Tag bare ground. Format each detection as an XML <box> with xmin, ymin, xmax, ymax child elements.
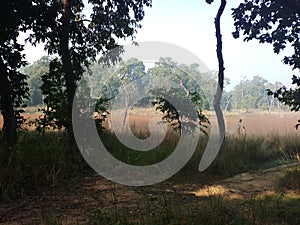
<box><xmin>0</xmin><ymin>162</ymin><xmax>299</xmax><ymax>225</ymax></box>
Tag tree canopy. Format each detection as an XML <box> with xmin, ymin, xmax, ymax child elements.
<box><xmin>0</xmin><ymin>0</ymin><xmax>152</xmax><ymax>144</ymax></box>
<box><xmin>0</xmin><ymin>0</ymin><xmax>35</xmax><ymax>143</ymax></box>
<box><xmin>232</xmin><ymin>0</ymin><xmax>300</xmax><ymax>114</ymax></box>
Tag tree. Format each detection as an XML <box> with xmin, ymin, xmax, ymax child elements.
<box><xmin>269</xmin><ymin>75</ymin><xmax>300</xmax><ymax>112</ymax></box>
<box><xmin>205</xmin><ymin>0</ymin><xmax>227</xmax><ymax>139</ymax></box>
<box><xmin>149</xmin><ymin>58</ymin><xmax>210</xmax><ymax>133</ymax></box>
<box><xmin>116</xmin><ymin>58</ymin><xmax>147</xmax><ymax>128</ymax></box>
<box><xmin>28</xmin><ymin>0</ymin><xmax>152</xmax><ymax>146</ymax></box>
<box><xmin>197</xmin><ymin>0</ymin><xmax>227</xmax><ymax>171</ymax></box>
<box><xmin>231</xmin><ymin>76</ymin><xmax>269</xmax><ymax>112</ymax></box>
<box><xmin>22</xmin><ymin>56</ymin><xmax>51</xmax><ymax>106</ymax></box>
<box><xmin>0</xmin><ymin>0</ymin><xmax>33</xmax><ymax>144</ymax></box>
<box><xmin>232</xmin><ymin>0</ymin><xmax>300</xmax><ymax>115</ymax></box>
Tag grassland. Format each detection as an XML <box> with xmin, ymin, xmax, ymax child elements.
<box><xmin>0</xmin><ymin>110</ymin><xmax>300</xmax><ymax>224</ymax></box>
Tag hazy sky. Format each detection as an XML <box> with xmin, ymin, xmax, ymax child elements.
<box><xmin>21</xmin><ymin>0</ymin><xmax>297</xmax><ymax>89</ymax></box>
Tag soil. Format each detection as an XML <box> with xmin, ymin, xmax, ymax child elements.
<box><xmin>0</xmin><ymin>162</ymin><xmax>299</xmax><ymax>225</ymax></box>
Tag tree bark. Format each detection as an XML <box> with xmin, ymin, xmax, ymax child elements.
<box><xmin>0</xmin><ymin>59</ymin><xmax>17</xmax><ymax>144</ymax></box>
<box><xmin>60</xmin><ymin>0</ymin><xmax>77</xmax><ymax>149</ymax></box>
<box><xmin>214</xmin><ymin>0</ymin><xmax>226</xmax><ymax>142</ymax></box>
<box><xmin>198</xmin><ymin>0</ymin><xmax>227</xmax><ymax>171</ymax></box>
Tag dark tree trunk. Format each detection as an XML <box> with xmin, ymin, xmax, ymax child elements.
<box><xmin>214</xmin><ymin>0</ymin><xmax>226</xmax><ymax>141</ymax></box>
<box><xmin>198</xmin><ymin>0</ymin><xmax>227</xmax><ymax>172</ymax></box>
<box><xmin>0</xmin><ymin>59</ymin><xmax>17</xmax><ymax>144</ymax></box>
<box><xmin>60</xmin><ymin>0</ymin><xmax>77</xmax><ymax>150</ymax></box>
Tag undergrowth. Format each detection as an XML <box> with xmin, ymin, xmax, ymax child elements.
<box><xmin>41</xmin><ymin>192</ymin><xmax>300</xmax><ymax>225</ymax></box>
<box><xmin>0</xmin><ymin>131</ymin><xmax>88</xmax><ymax>202</ymax></box>
<box><xmin>0</xmin><ymin>129</ymin><xmax>299</xmax><ymax>202</ymax></box>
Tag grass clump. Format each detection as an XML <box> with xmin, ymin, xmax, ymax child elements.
<box><xmin>246</xmin><ymin>194</ymin><xmax>300</xmax><ymax>225</ymax></box>
<box><xmin>0</xmin><ymin>131</ymin><xmax>88</xmax><ymax>202</ymax></box>
<box><xmin>278</xmin><ymin>166</ymin><xmax>300</xmax><ymax>191</ymax></box>
<box><xmin>203</xmin><ymin>133</ymin><xmax>300</xmax><ymax>177</ymax></box>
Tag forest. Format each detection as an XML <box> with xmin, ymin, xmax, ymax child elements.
<box><xmin>23</xmin><ymin>55</ymin><xmax>288</xmax><ymax>112</ymax></box>
<box><xmin>1</xmin><ymin>0</ymin><xmax>300</xmax><ymax>224</ymax></box>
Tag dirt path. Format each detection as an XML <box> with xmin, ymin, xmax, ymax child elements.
<box><xmin>190</xmin><ymin>162</ymin><xmax>300</xmax><ymax>199</ymax></box>
<box><xmin>0</xmin><ymin>162</ymin><xmax>299</xmax><ymax>224</ymax></box>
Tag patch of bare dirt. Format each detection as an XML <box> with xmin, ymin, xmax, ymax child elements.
<box><xmin>190</xmin><ymin>162</ymin><xmax>300</xmax><ymax>200</ymax></box>
<box><xmin>0</xmin><ymin>163</ymin><xmax>299</xmax><ymax>224</ymax></box>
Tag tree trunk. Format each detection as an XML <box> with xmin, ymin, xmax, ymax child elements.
<box><xmin>198</xmin><ymin>0</ymin><xmax>227</xmax><ymax>172</ymax></box>
<box><xmin>0</xmin><ymin>59</ymin><xmax>17</xmax><ymax>144</ymax></box>
<box><xmin>224</xmin><ymin>94</ymin><xmax>232</xmax><ymax>113</ymax></box>
<box><xmin>214</xmin><ymin>0</ymin><xmax>226</xmax><ymax>142</ymax></box>
<box><xmin>60</xmin><ymin>0</ymin><xmax>77</xmax><ymax>150</ymax></box>
<box><xmin>120</xmin><ymin>77</ymin><xmax>130</xmax><ymax>130</ymax></box>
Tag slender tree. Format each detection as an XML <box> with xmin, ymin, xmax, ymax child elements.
<box><xmin>206</xmin><ymin>0</ymin><xmax>226</xmax><ymax>140</ymax></box>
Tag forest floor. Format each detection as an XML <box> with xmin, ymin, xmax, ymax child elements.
<box><xmin>1</xmin><ymin>162</ymin><xmax>299</xmax><ymax>224</ymax></box>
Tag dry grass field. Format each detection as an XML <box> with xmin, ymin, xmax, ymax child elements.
<box><xmin>107</xmin><ymin>109</ymin><xmax>300</xmax><ymax>136</ymax></box>
<box><xmin>0</xmin><ymin>110</ymin><xmax>299</xmax><ymax>136</ymax></box>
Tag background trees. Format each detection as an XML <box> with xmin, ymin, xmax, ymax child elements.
<box><xmin>22</xmin><ymin>56</ymin><xmax>51</xmax><ymax>106</ymax></box>
<box><xmin>232</xmin><ymin>0</ymin><xmax>300</xmax><ymax>115</ymax></box>
<box><xmin>22</xmin><ymin>54</ymin><xmax>287</xmax><ymax>115</ymax></box>
<box><xmin>26</xmin><ymin>0</ymin><xmax>152</xmax><ymax>145</ymax></box>
<box><xmin>231</xmin><ymin>76</ymin><xmax>269</xmax><ymax>112</ymax></box>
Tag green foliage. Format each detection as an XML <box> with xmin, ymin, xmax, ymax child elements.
<box><xmin>0</xmin><ymin>0</ymin><xmax>38</xmax><ymax>143</ymax></box>
<box><xmin>268</xmin><ymin>75</ymin><xmax>300</xmax><ymax>112</ymax></box>
<box><xmin>34</xmin><ymin>58</ymin><xmax>68</xmax><ymax>132</ymax></box>
<box><xmin>0</xmin><ymin>41</ymin><xmax>29</xmax><ymax>137</ymax></box>
<box><xmin>22</xmin><ymin>56</ymin><xmax>51</xmax><ymax>106</ymax></box>
<box><xmin>232</xmin><ymin>0</ymin><xmax>300</xmax><ymax>68</ymax></box>
<box><xmin>232</xmin><ymin>0</ymin><xmax>300</xmax><ymax>114</ymax></box>
<box><xmin>23</xmin><ymin>0</ymin><xmax>152</xmax><ymax>135</ymax></box>
<box><xmin>231</xmin><ymin>76</ymin><xmax>271</xmax><ymax>111</ymax></box>
<box><xmin>149</xmin><ymin>58</ymin><xmax>210</xmax><ymax>133</ymax></box>
<box><xmin>84</xmin><ymin>57</ymin><xmax>213</xmax><ymax>133</ymax></box>
<box><xmin>152</xmin><ymin>88</ymin><xmax>209</xmax><ymax>133</ymax></box>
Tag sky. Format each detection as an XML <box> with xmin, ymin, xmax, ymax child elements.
<box><xmin>21</xmin><ymin>0</ymin><xmax>297</xmax><ymax>90</ymax></box>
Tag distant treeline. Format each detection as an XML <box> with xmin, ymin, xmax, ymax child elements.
<box><xmin>23</xmin><ymin>56</ymin><xmax>286</xmax><ymax>113</ymax></box>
